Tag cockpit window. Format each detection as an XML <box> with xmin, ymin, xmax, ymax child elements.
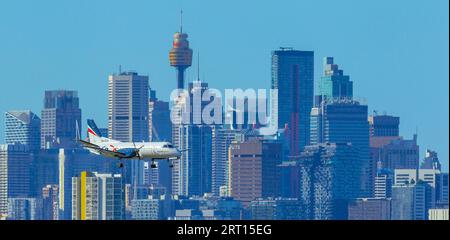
<box><xmin>163</xmin><ymin>144</ymin><xmax>175</xmax><ymax>149</ymax></box>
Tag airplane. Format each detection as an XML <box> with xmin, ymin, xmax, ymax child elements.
<box><xmin>79</xmin><ymin>119</ymin><xmax>181</xmax><ymax>168</ymax></box>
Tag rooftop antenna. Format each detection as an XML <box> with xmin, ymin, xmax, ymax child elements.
<box><xmin>197</xmin><ymin>51</ymin><xmax>200</xmax><ymax>82</ymax></box>
<box><xmin>180</xmin><ymin>9</ymin><xmax>183</xmax><ymax>33</ymax></box>
<box><xmin>119</xmin><ymin>65</ymin><xmax>122</xmax><ymax>74</ymax></box>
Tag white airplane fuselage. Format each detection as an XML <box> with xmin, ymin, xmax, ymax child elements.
<box><xmin>80</xmin><ymin>119</ymin><xmax>181</xmax><ymax>162</ymax></box>
<box><xmin>93</xmin><ymin>139</ymin><xmax>181</xmax><ymax>160</ymax></box>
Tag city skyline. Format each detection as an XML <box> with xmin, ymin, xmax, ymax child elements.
<box><xmin>0</xmin><ymin>1</ymin><xmax>447</xmax><ymax>170</ymax></box>
<box><xmin>0</xmin><ymin>1</ymin><xmax>448</xmax><ymax>221</ymax></box>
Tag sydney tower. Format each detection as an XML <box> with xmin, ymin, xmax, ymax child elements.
<box><xmin>169</xmin><ymin>11</ymin><xmax>193</xmax><ymax>89</ymax></box>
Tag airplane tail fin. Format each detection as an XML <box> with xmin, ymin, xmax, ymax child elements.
<box><xmin>87</xmin><ymin>119</ymin><xmax>103</xmax><ymax>143</ymax></box>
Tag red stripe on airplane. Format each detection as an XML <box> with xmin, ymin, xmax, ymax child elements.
<box><xmin>88</xmin><ymin>127</ymin><xmax>97</xmax><ymax>136</ymax></box>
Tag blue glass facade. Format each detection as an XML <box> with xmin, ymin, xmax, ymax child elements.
<box><xmin>271</xmin><ymin>49</ymin><xmax>314</xmax><ymax>155</ymax></box>
<box><xmin>317</xmin><ymin>57</ymin><xmax>353</xmax><ymax>101</ymax></box>
<box><xmin>299</xmin><ymin>143</ymin><xmax>360</xmax><ymax>220</ymax></box>
<box><xmin>5</xmin><ymin>111</ymin><xmax>41</xmax><ymax>151</ymax></box>
<box><xmin>310</xmin><ymin>100</ymin><xmax>371</xmax><ymax>197</ymax></box>
<box><xmin>41</xmin><ymin>90</ymin><xmax>81</xmax><ymax>149</ymax></box>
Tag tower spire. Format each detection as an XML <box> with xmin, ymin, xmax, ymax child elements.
<box><xmin>180</xmin><ymin>9</ymin><xmax>183</xmax><ymax>33</ymax></box>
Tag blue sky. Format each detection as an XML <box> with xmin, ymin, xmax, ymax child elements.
<box><xmin>0</xmin><ymin>0</ymin><xmax>448</xmax><ymax>170</ymax></box>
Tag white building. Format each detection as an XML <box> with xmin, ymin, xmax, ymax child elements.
<box><xmin>428</xmin><ymin>208</ymin><xmax>449</xmax><ymax>220</ymax></box>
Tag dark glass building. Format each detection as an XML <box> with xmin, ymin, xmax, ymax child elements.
<box><xmin>271</xmin><ymin>49</ymin><xmax>314</xmax><ymax>155</ymax></box>
<box><xmin>299</xmin><ymin>143</ymin><xmax>360</xmax><ymax>220</ymax></box>
<box><xmin>310</xmin><ymin>100</ymin><xmax>371</xmax><ymax>197</ymax></box>
<box><xmin>368</xmin><ymin>114</ymin><xmax>400</xmax><ymax>137</ymax></box>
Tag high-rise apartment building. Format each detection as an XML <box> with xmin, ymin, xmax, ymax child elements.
<box><xmin>58</xmin><ymin>149</ymin><xmax>116</xmax><ymax>220</ymax></box>
<box><xmin>72</xmin><ymin>171</ymin><xmax>124</xmax><ymax>220</ymax></box>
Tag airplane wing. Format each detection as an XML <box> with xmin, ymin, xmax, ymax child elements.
<box><xmin>79</xmin><ymin>139</ymin><xmax>128</xmax><ymax>158</ymax></box>
<box><xmin>79</xmin><ymin>139</ymin><xmax>101</xmax><ymax>150</ymax></box>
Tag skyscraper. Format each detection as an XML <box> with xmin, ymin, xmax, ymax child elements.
<box><xmin>58</xmin><ymin>148</ymin><xmax>116</xmax><ymax>220</ymax></box>
<box><xmin>174</xmin><ymin>125</ymin><xmax>212</xmax><ymax>197</ymax></box>
<box><xmin>211</xmin><ymin>126</ymin><xmax>242</xmax><ymax>196</ymax></box>
<box><xmin>32</xmin><ymin>149</ymin><xmax>59</xmax><ymax>197</ymax></box>
<box><xmin>374</xmin><ymin>135</ymin><xmax>420</xmax><ymax>170</ymax></box>
<box><xmin>299</xmin><ymin>143</ymin><xmax>360</xmax><ymax>220</ymax></box>
<box><xmin>149</xmin><ymin>93</ymin><xmax>171</xmax><ymax>142</ymax></box>
<box><xmin>5</xmin><ymin>110</ymin><xmax>41</xmax><ymax>151</ymax></box>
<box><xmin>108</xmin><ymin>71</ymin><xmax>149</xmax><ymax>186</ymax></box>
<box><xmin>0</xmin><ymin>144</ymin><xmax>33</xmax><ymax>202</ymax></box>
<box><xmin>148</xmin><ymin>91</ymin><xmax>172</xmax><ymax>193</ymax></box>
<box><xmin>72</xmin><ymin>171</ymin><xmax>125</xmax><ymax>220</ymax></box>
<box><xmin>108</xmin><ymin>71</ymin><xmax>149</xmax><ymax>142</ymax></box>
<box><xmin>229</xmin><ymin>139</ymin><xmax>282</xmax><ymax>208</ymax></box>
<box><xmin>310</xmin><ymin>99</ymin><xmax>371</xmax><ymax>197</ymax></box>
<box><xmin>169</xmin><ymin>11</ymin><xmax>193</xmax><ymax>89</ymax></box>
<box><xmin>317</xmin><ymin>57</ymin><xmax>353</xmax><ymax>100</ymax></box>
<box><xmin>172</xmin><ymin>81</ymin><xmax>214</xmax><ymax>197</ymax></box>
<box><xmin>271</xmin><ymin>49</ymin><xmax>314</xmax><ymax>155</ymax></box>
<box><xmin>40</xmin><ymin>90</ymin><xmax>81</xmax><ymax>149</ymax></box>
<box><xmin>368</xmin><ymin>114</ymin><xmax>400</xmax><ymax>137</ymax></box>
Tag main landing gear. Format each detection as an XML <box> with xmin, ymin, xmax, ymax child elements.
<box><xmin>117</xmin><ymin>159</ymin><xmax>124</xmax><ymax>168</ymax></box>
<box><xmin>167</xmin><ymin>159</ymin><xmax>174</xmax><ymax>168</ymax></box>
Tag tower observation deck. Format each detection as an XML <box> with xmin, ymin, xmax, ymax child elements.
<box><xmin>169</xmin><ymin>11</ymin><xmax>193</xmax><ymax>89</ymax></box>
